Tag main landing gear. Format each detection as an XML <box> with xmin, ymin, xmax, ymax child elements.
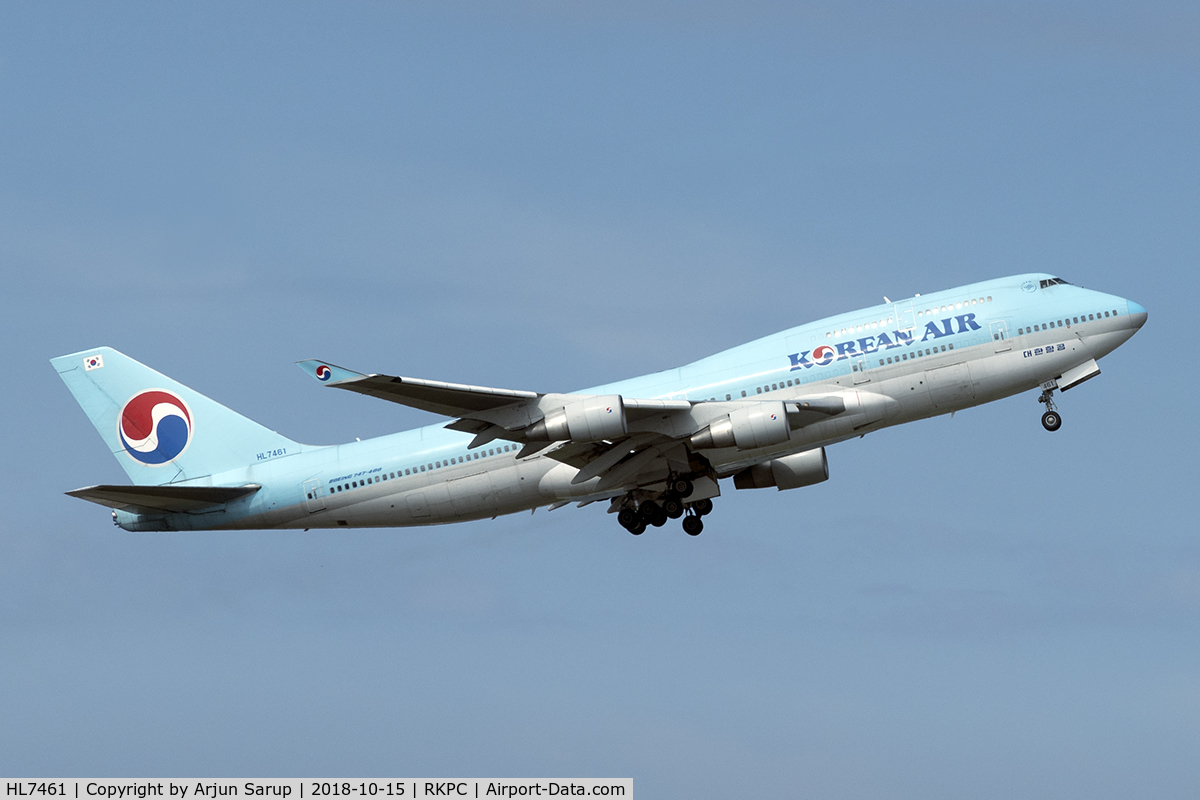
<box><xmin>1038</xmin><ymin>386</ymin><xmax>1063</xmax><ymax>432</ymax></box>
<box><xmin>618</xmin><ymin>487</ymin><xmax>713</xmax><ymax>536</ymax></box>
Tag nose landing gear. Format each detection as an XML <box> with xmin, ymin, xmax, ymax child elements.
<box><xmin>1038</xmin><ymin>385</ymin><xmax>1063</xmax><ymax>431</ymax></box>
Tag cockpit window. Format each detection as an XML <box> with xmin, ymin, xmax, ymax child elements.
<box><xmin>1039</xmin><ymin>277</ymin><xmax>1072</xmax><ymax>288</ymax></box>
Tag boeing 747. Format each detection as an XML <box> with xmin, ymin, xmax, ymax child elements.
<box><xmin>53</xmin><ymin>274</ymin><xmax>1146</xmax><ymax>535</ymax></box>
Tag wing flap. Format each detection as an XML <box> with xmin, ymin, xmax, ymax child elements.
<box><xmin>67</xmin><ymin>484</ymin><xmax>261</xmax><ymax>514</ymax></box>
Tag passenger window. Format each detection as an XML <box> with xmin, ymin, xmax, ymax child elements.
<box><xmin>1073</xmin><ymin>317</ymin><xmax>1078</xmax><ymax>324</ymax></box>
<box><xmin>726</xmin><ymin>394</ymin><xmax>731</xmax><ymax>400</ymax></box>
<box><xmin>741</xmin><ymin>390</ymin><xmax>747</xmax><ymax>397</ymax></box>
<box><xmin>1104</xmin><ymin>311</ymin><xmax>1110</xmax><ymax>317</ymax></box>
<box><xmin>887</xmin><ymin>357</ymin><xmax>893</xmax><ymax>364</ymax></box>
<box><xmin>772</xmin><ymin>383</ymin><xmax>778</xmax><ymax>391</ymax></box>
<box><xmin>1088</xmin><ymin>314</ymin><xmax>1094</xmax><ymax>320</ymax></box>
<box><xmin>756</xmin><ymin>387</ymin><xmax>762</xmax><ymax>394</ymax></box>
<box><xmin>489</xmin><ymin>449</ymin><xmax>495</xmax><ymax>456</ymax></box>
<box><xmin>405</xmin><ymin>469</ymin><xmax>410</xmax><ymax>476</ymax></box>
<box><xmin>941</xmin><ymin>345</ymin><xmax>947</xmax><ymax>352</ymax></box>
<box><xmin>879</xmin><ymin>359</ymin><xmax>885</xmax><ymax>366</ymax></box>
<box><xmin>948</xmin><ymin>344</ymin><xmax>954</xmax><ymax>350</ymax></box>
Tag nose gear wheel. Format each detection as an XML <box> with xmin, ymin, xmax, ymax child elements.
<box><xmin>1037</xmin><ymin>387</ymin><xmax>1063</xmax><ymax>432</ymax></box>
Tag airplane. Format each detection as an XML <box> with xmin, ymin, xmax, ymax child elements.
<box><xmin>53</xmin><ymin>273</ymin><xmax>1146</xmax><ymax>536</ymax></box>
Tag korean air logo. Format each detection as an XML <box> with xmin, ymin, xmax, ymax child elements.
<box><xmin>118</xmin><ymin>389</ymin><xmax>193</xmax><ymax>466</ymax></box>
<box><xmin>315</xmin><ymin>365</ymin><xmax>332</xmax><ymax>381</ymax></box>
<box><xmin>1021</xmin><ymin>280</ymin><xmax>1037</xmax><ymax>293</ymax></box>
<box><xmin>811</xmin><ymin>345</ymin><xmax>836</xmax><ymax>367</ymax></box>
<box><xmin>605</xmin><ymin>406</ymin><xmax>613</xmax><ymax>413</ymax></box>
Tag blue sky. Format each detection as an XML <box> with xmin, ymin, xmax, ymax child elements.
<box><xmin>2</xmin><ymin>2</ymin><xmax>1197</xmax><ymax>796</ymax></box>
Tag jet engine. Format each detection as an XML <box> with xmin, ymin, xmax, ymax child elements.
<box><xmin>733</xmin><ymin>447</ymin><xmax>829</xmax><ymax>491</ymax></box>
<box><xmin>525</xmin><ymin>395</ymin><xmax>628</xmax><ymax>442</ymax></box>
<box><xmin>689</xmin><ymin>401</ymin><xmax>791</xmax><ymax>451</ymax></box>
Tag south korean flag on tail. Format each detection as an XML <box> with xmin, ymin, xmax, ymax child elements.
<box><xmin>83</xmin><ymin>354</ymin><xmax>104</xmax><ymax>370</ymax></box>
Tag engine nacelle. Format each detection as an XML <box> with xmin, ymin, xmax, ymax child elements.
<box><xmin>689</xmin><ymin>401</ymin><xmax>791</xmax><ymax>451</ymax></box>
<box><xmin>526</xmin><ymin>394</ymin><xmax>627</xmax><ymax>442</ymax></box>
<box><xmin>733</xmin><ymin>447</ymin><xmax>829</xmax><ymax>491</ymax></box>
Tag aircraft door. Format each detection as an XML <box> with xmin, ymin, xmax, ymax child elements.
<box><xmin>852</xmin><ymin>356</ymin><xmax>870</xmax><ymax>384</ymax></box>
<box><xmin>302</xmin><ymin>479</ymin><xmax>325</xmax><ymax>512</ymax></box>
<box><xmin>990</xmin><ymin>320</ymin><xmax>1011</xmax><ymax>352</ymax></box>
<box><xmin>925</xmin><ymin>363</ymin><xmax>976</xmax><ymax>409</ymax></box>
<box><xmin>449</xmin><ymin>471</ymin><xmax>498</xmax><ymax>517</ymax></box>
<box><xmin>408</xmin><ymin>491</ymin><xmax>430</xmax><ymax>519</ymax></box>
<box><xmin>894</xmin><ymin>300</ymin><xmax>915</xmax><ymax>331</ymax></box>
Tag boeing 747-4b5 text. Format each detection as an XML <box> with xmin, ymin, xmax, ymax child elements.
<box><xmin>55</xmin><ymin>274</ymin><xmax>1146</xmax><ymax>536</ymax></box>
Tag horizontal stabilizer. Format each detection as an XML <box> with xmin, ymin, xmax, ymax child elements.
<box><xmin>66</xmin><ymin>484</ymin><xmax>261</xmax><ymax>514</ymax></box>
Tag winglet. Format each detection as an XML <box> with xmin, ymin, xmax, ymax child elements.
<box><xmin>296</xmin><ymin>359</ymin><xmax>367</xmax><ymax>385</ymax></box>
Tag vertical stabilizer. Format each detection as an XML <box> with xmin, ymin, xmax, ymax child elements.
<box><xmin>51</xmin><ymin>347</ymin><xmax>302</xmax><ymax>485</ymax></box>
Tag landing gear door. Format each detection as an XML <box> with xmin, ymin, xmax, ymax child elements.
<box><xmin>990</xmin><ymin>320</ymin><xmax>1011</xmax><ymax>352</ymax></box>
<box><xmin>302</xmin><ymin>478</ymin><xmax>325</xmax><ymax>513</ymax></box>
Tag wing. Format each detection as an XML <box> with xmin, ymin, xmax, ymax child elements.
<box><xmin>297</xmin><ymin>358</ymin><xmax>851</xmax><ymax>492</ymax></box>
<box><xmin>296</xmin><ymin>360</ymin><xmax>538</xmax><ymax>417</ymax></box>
<box><xmin>297</xmin><ymin>359</ymin><xmax>693</xmax><ymax>449</ymax></box>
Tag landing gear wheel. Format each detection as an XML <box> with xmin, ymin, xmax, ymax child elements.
<box><xmin>1037</xmin><ymin>386</ymin><xmax>1061</xmax><ymax>432</ymax></box>
<box><xmin>669</xmin><ymin>477</ymin><xmax>694</xmax><ymax>497</ymax></box>
<box><xmin>692</xmin><ymin>498</ymin><xmax>714</xmax><ymax>517</ymax></box>
<box><xmin>628</xmin><ymin>520</ymin><xmax>645</xmax><ymax>536</ymax></box>
<box><xmin>662</xmin><ymin>497</ymin><xmax>684</xmax><ymax>519</ymax></box>
<box><xmin>617</xmin><ymin>508</ymin><xmax>638</xmax><ymax>530</ymax></box>
<box><xmin>639</xmin><ymin>501</ymin><xmax>667</xmax><ymax>528</ymax></box>
<box><xmin>682</xmin><ymin>515</ymin><xmax>703</xmax><ymax>536</ymax></box>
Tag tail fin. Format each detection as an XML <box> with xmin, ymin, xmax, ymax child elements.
<box><xmin>51</xmin><ymin>347</ymin><xmax>302</xmax><ymax>486</ymax></box>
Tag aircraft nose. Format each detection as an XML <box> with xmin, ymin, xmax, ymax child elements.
<box><xmin>1127</xmin><ymin>300</ymin><xmax>1148</xmax><ymax>330</ymax></box>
